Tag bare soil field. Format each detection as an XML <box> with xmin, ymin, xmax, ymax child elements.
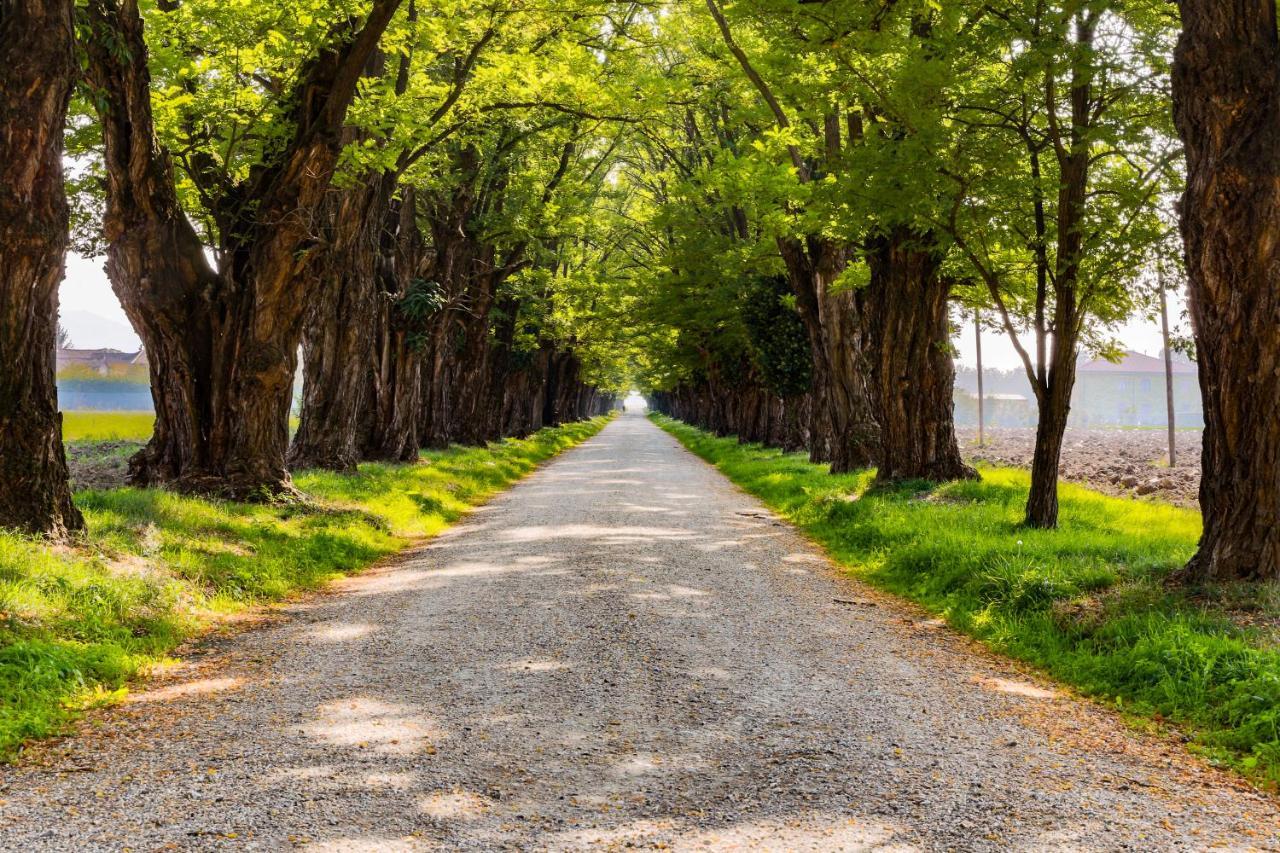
<box><xmin>65</xmin><ymin>440</ymin><xmax>142</xmax><ymax>492</ymax></box>
<box><xmin>959</xmin><ymin>426</ymin><xmax>1201</xmax><ymax>508</ymax></box>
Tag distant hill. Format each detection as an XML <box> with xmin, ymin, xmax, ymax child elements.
<box><xmin>60</xmin><ymin>308</ymin><xmax>141</xmax><ymax>351</ymax></box>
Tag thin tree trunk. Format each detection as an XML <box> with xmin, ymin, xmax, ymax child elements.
<box><xmin>1173</xmin><ymin>0</ymin><xmax>1280</xmax><ymax>581</ymax></box>
<box><xmin>1023</xmin><ymin>328</ymin><xmax>1080</xmax><ymax>528</ymax></box>
<box><xmin>1159</xmin><ymin>282</ymin><xmax>1176</xmax><ymax>467</ymax></box>
<box><xmin>975</xmin><ymin>310</ymin><xmax>985</xmax><ymax>447</ymax></box>
<box><xmin>1025</xmin><ymin>370</ymin><xmax>1073</xmax><ymax>528</ymax></box>
<box><xmin>0</xmin><ymin>0</ymin><xmax>83</xmax><ymax>536</ymax></box>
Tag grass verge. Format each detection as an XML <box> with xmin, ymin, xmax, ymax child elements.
<box><xmin>652</xmin><ymin>414</ymin><xmax>1280</xmax><ymax>788</ymax></box>
<box><xmin>0</xmin><ymin>416</ymin><xmax>609</xmax><ymax>759</ymax></box>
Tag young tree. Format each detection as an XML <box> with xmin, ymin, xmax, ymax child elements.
<box><xmin>0</xmin><ymin>0</ymin><xmax>84</xmax><ymax>537</ymax></box>
<box><xmin>1173</xmin><ymin>0</ymin><xmax>1280</xmax><ymax>581</ymax></box>
<box><xmin>942</xmin><ymin>0</ymin><xmax>1172</xmax><ymax>526</ymax></box>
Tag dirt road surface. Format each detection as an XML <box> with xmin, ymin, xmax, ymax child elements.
<box><xmin>2</xmin><ymin>413</ymin><xmax>1276</xmax><ymax>851</ymax></box>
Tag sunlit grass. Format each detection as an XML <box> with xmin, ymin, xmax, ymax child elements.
<box><xmin>61</xmin><ymin>411</ymin><xmax>303</xmax><ymax>442</ymax></box>
<box><xmin>653</xmin><ymin>414</ymin><xmax>1280</xmax><ymax>789</ymax></box>
<box><xmin>62</xmin><ymin>411</ymin><xmax>155</xmax><ymax>442</ymax></box>
<box><xmin>0</xmin><ymin>416</ymin><xmax>610</xmax><ymax>759</ymax></box>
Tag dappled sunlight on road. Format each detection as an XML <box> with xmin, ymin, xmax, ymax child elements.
<box><xmin>308</xmin><ymin>622</ymin><xmax>378</xmax><ymax>643</ymax></box>
<box><xmin>126</xmin><ymin>676</ymin><xmax>245</xmax><ymax>704</ymax></box>
<box><xmin>304</xmin><ymin>696</ymin><xmax>448</xmax><ymax>756</ymax></box>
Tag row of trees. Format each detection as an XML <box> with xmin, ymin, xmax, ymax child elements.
<box><xmin>3</xmin><ymin>0</ymin><xmax>1278</xmax><ymax>583</ymax></box>
<box><xmin>626</xmin><ymin>0</ymin><xmax>1277</xmax><ymax>583</ymax></box>
<box><xmin>1</xmin><ymin>0</ymin><xmax>634</xmax><ymax>536</ymax></box>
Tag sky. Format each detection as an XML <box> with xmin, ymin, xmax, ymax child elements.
<box><xmin>60</xmin><ymin>253</ymin><xmax>141</xmax><ymax>351</ymax></box>
<box><xmin>952</xmin><ymin>298</ymin><xmax>1187</xmax><ymax>371</ymax></box>
<box><xmin>59</xmin><ymin>252</ymin><xmax>1186</xmax><ymax>371</ymax></box>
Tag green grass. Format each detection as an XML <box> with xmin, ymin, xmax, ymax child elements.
<box><xmin>652</xmin><ymin>414</ymin><xmax>1280</xmax><ymax>788</ymax></box>
<box><xmin>0</xmin><ymin>416</ymin><xmax>610</xmax><ymax>759</ymax></box>
<box><xmin>62</xmin><ymin>411</ymin><xmax>155</xmax><ymax>442</ymax></box>
<box><xmin>61</xmin><ymin>412</ymin><xmax>303</xmax><ymax>442</ymax></box>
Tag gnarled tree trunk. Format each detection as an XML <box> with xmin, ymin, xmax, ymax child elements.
<box><xmin>362</xmin><ymin>190</ymin><xmax>424</xmax><ymax>462</ymax></box>
<box><xmin>0</xmin><ymin>0</ymin><xmax>83</xmax><ymax>537</ymax></box>
<box><xmin>84</xmin><ymin>0</ymin><xmax>401</xmax><ymax>499</ymax></box>
<box><xmin>1173</xmin><ymin>0</ymin><xmax>1280</xmax><ymax>580</ymax></box>
<box><xmin>780</xmin><ymin>237</ymin><xmax>879</xmax><ymax>473</ymax></box>
<box><xmin>290</xmin><ymin>174</ymin><xmax>386</xmax><ymax>471</ymax></box>
<box><xmin>863</xmin><ymin>230</ymin><xmax>975</xmax><ymax>483</ymax></box>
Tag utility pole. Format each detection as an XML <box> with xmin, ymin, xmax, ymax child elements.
<box><xmin>1158</xmin><ymin>265</ymin><xmax>1176</xmax><ymax>467</ymax></box>
<box><xmin>975</xmin><ymin>309</ymin><xmax>985</xmax><ymax>447</ymax></box>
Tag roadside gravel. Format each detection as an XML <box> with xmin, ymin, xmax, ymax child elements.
<box><xmin>1</xmin><ymin>412</ymin><xmax>1276</xmax><ymax>851</ymax></box>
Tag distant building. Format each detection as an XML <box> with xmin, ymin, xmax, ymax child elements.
<box><xmin>954</xmin><ymin>349</ymin><xmax>1203</xmax><ymax>429</ymax></box>
<box><xmin>56</xmin><ymin>348</ymin><xmax>153</xmax><ymax>411</ymax></box>
<box><xmin>1073</xmin><ymin>350</ymin><xmax>1201</xmax><ymax>428</ymax></box>
<box><xmin>955</xmin><ymin>391</ymin><xmax>1035</xmax><ymax>428</ymax></box>
<box><xmin>56</xmin><ymin>347</ymin><xmax>142</xmax><ymax>375</ymax></box>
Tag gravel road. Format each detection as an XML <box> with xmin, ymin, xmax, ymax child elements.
<box><xmin>2</xmin><ymin>412</ymin><xmax>1277</xmax><ymax>851</ymax></box>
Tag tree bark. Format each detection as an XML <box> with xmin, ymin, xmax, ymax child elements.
<box><xmin>1024</xmin><ymin>364</ymin><xmax>1074</xmax><ymax>529</ymax></box>
<box><xmin>289</xmin><ymin>175</ymin><xmax>385</xmax><ymax>471</ymax></box>
<box><xmin>84</xmin><ymin>0</ymin><xmax>402</xmax><ymax>499</ymax></box>
<box><xmin>0</xmin><ymin>0</ymin><xmax>84</xmax><ymax>537</ymax></box>
<box><xmin>863</xmin><ymin>230</ymin><xmax>975</xmax><ymax>483</ymax></box>
<box><xmin>779</xmin><ymin>237</ymin><xmax>879</xmax><ymax>473</ymax></box>
<box><xmin>362</xmin><ymin>190</ymin><xmax>424</xmax><ymax>462</ymax></box>
<box><xmin>1173</xmin><ymin>0</ymin><xmax>1280</xmax><ymax>581</ymax></box>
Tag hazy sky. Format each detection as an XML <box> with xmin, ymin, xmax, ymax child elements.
<box><xmin>59</xmin><ymin>252</ymin><xmax>1186</xmax><ymax>370</ymax></box>
<box><xmin>952</xmin><ymin>298</ymin><xmax>1186</xmax><ymax>371</ymax></box>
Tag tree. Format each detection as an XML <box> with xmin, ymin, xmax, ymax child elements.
<box><xmin>703</xmin><ymin>0</ymin><xmax>879</xmax><ymax>473</ymax></box>
<box><xmin>81</xmin><ymin>0</ymin><xmax>403</xmax><ymax>498</ymax></box>
<box><xmin>292</xmin><ymin>0</ymin><xmax>503</xmax><ymax>468</ymax></box>
<box><xmin>0</xmin><ymin>0</ymin><xmax>84</xmax><ymax>537</ymax></box>
<box><xmin>1172</xmin><ymin>0</ymin><xmax>1280</xmax><ymax>581</ymax></box>
<box><xmin>941</xmin><ymin>0</ymin><xmax>1172</xmax><ymax>526</ymax></box>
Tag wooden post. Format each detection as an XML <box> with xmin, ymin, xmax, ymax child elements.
<box><xmin>1158</xmin><ymin>268</ymin><xmax>1176</xmax><ymax>467</ymax></box>
<box><xmin>975</xmin><ymin>309</ymin><xmax>985</xmax><ymax>447</ymax></box>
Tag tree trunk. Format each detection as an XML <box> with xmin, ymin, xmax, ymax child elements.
<box><xmin>85</xmin><ymin>0</ymin><xmax>401</xmax><ymax>499</ymax></box>
<box><xmin>0</xmin><ymin>0</ymin><xmax>83</xmax><ymax>537</ymax></box>
<box><xmin>450</xmin><ymin>261</ymin><xmax>502</xmax><ymax>446</ymax></box>
<box><xmin>290</xmin><ymin>175</ymin><xmax>385</xmax><ymax>471</ymax></box>
<box><xmin>1025</xmin><ymin>367</ymin><xmax>1074</xmax><ymax>529</ymax></box>
<box><xmin>1018</xmin><ymin>369</ymin><xmax>1078</xmax><ymax>535</ymax></box>
<box><xmin>863</xmin><ymin>230</ymin><xmax>975</xmax><ymax>483</ymax></box>
<box><xmin>1173</xmin><ymin>0</ymin><xmax>1280</xmax><ymax>581</ymax></box>
<box><xmin>779</xmin><ymin>237</ymin><xmax>879</xmax><ymax>473</ymax></box>
<box><xmin>362</xmin><ymin>190</ymin><xmax>424</xmax><ymax>462</ymax></box>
